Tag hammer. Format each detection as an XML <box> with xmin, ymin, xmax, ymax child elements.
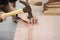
<box><xmin>0</xmin><ymin>1</ymin><xmax>33</xmax><ymax>23</ymax></box>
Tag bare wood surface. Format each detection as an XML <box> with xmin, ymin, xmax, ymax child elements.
<box><xmin>14</xmin><ymin>15</ymin><xmax>60</xmax><ymax>40</ymax></box>
<box><xmin>14</xmin><ymin>5</ymin><xmax>60</xmax><ymax>40</ymax></box>
<box><xmin>14</xmin><ymin>3</ymin><xmax>60</xmax><ymax>40</ymax></box>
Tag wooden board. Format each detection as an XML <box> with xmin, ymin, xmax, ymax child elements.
<box><xmin>14</xmin><ymin>4</ymin><xmax>60</xmax><ymax>40</ymax></box>
<box><xmin>14</xmin><ymin>15</ymin><xmax>60</xmax><ymax>40</ymax></box>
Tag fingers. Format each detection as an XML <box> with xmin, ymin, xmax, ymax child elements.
<box><xmin>33</xmin><ymin>17</ymin><xmax>37</xmax><ymax>24</ymax></box>
<box><xmin>18</xmin><ymin>13</ymin><xmax>37</xmax><ymax>24</ymax></box>
<box><xmin>30</xmin><ymin>18</ymin><xmax>34</xmax><ymax>24</ymax></box>
<box><xmin>31</xmin><ymin>18</ymin><xmax>37</xmax><ymax>24</ymax></box>
<box><xmin>20</xmin><ymin>17</ymin><xmax>38</xmax><ymax>24</ymax></box>
<box><xmin>28</xmin><ymin>17</ymin><xmax>38</xmax><ymax>24</ymax></box>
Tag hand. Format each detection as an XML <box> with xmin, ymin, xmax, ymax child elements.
<box><xmin>0</xmin><ymin>14</ymin><xmax>7</xmax><ymax>22</ymax></box>
<box><xmin>28</xmin><ymin>17</ymin><xmax>38</xmax><ymax>24</ymax></box>
<box><xmin>18</xmin><ymin>13</ymin><xmax>37</xmax><ymax>24</ymax></box>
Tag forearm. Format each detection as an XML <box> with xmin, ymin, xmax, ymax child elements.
<box><xmin>20</xmin><ymin>0</ymin><xmax>33</xmax><ymax>19</ymax></box>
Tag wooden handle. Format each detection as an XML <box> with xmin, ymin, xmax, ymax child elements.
<box><xmin>1</xmin><ymin>8</ymin><xmax>24</xmax><ymax>17</ymax></box>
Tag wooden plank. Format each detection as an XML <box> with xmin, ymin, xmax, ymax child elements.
<box><xmin>14</xmin><ymin>4</ymin><xmax>60</xmax><ymax>40</ymax></box>
<box><xmin>14</xmin><ymin>15</ymin><xmax>60</xmax><ymax>40</ymax></box>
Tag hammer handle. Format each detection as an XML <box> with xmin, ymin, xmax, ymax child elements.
<box><xmin>2</xmin><ymin>9</ymin><xmax>24</xmax><ymax>17</ymax></box>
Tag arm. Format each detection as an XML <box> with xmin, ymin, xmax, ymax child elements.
<box><xmin>19</xmin><ymin>0</ymin><xmax>33</xmax><ymax>19</ymax></box>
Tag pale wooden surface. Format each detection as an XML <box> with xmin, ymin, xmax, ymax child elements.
<box><xmin>14</xmin><ymin>15</ymin><xmax>60</xmax><ymax>40</ymax></box>
<box><xmin>14</xmin><ymin>5</ymin><xmax>60</xmax><ymax>40</ymax></box>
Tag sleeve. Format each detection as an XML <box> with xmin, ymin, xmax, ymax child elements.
<box><xmin>0</xmin><ymin>0</ymin><xmax>9</xmax><ymax>5</ymax></box>
<box><xmin>9</xmin><ymin>0</ymin><xmax>17</xmax><ymax>2</ymax></box>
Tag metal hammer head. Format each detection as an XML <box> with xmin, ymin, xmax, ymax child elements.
<box><xmin>20</xmin><ymin>1</ymin><xmax>33</xmax><ymax>19</ymax></box>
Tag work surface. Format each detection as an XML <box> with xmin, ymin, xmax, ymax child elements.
<box><xmin>14</xmin><ymin>15</ymin><xmax>60</xmax><ymax>40</ymax></box>
<box><xmin>14</xmin><ymin>2</ymin><xmax>60</xmax><ymax>40</ymax></box>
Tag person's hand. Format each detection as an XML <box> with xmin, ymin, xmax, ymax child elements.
<box><xmin>28</xmin><ymin>17</ymin><xmax>37</xmax><ymax>24</ymax></box>
<box><xmin>18</xmin><ymin>13</ymin><xmax>37</xmax><ymax>24</ymax></box>
<box><xmin>0</xmin><ymin>13</ymin><xmax>7</xmax><ymax>22</ymax></box>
